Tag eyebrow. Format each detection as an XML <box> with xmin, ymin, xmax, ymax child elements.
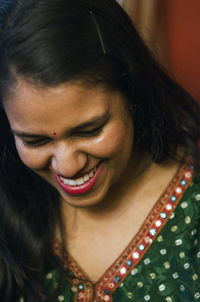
<box><xmin>12</xmin><ymin>111</ymin><xmax>110</xmax><ymax>138</ymax></box>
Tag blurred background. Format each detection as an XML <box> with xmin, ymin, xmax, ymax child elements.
<box><xmin>116</xmin><ymin>0</ymin><xmax>200</xmax><ymax>102</ymax></box>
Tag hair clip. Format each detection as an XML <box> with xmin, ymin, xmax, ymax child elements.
<box><xmin>90</xmin><ymin>10</ymin><xmax>106</xmax><ymax>55</ymax></box>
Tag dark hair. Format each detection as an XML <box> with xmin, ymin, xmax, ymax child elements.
<box><xmin>0</xmin><ymin>0</ymin><xmax>200</xmax><ymax>301</ymax></box>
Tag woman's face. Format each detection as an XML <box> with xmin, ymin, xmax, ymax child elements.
<box><xmin>4</xmin><ymin>79</ymin><xmax>134</xmax><ymax>208</ymax></box>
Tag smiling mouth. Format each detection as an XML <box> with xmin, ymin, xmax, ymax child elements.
<box><xmin>60</xmin><ymin>165</ymin><xmax>97</xmax><ymax>186</ymax></box>
<box><xmin>55</xmin><ymin>162</ymin><xmax>103</xmax><ymax>195</ymax></box>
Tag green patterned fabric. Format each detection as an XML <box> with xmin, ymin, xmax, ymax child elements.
<box><xmin>19</xmin><ymin>166</ymin><xmax>200</xmax><ymax>301</ymax></box>
<box><xmin>112</xmin><ymin>174</ymin><xmax>200</xmax><ymax>302</ymax></box>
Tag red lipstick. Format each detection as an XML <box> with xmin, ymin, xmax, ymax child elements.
<box><xmin>55</xmin><ymin>162</ymin><xmax>103</xmax><ymax>195</ymax></box>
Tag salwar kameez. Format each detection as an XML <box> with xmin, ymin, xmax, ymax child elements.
<box><xmin>42</xmin><ymin>164</ymin><xmax>200</xmax><ymax>302</ymax></box>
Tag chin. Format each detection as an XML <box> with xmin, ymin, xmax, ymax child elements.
<box><xmin>58</xmin><ymin>179</ymin><xmax>111</xmax><ymax>209</ymax></box>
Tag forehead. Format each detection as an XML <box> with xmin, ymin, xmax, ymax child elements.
<box><xmin>3</xmin><ymin>78</ymin><xmax>124</xmax><ymax>131</ymax></box>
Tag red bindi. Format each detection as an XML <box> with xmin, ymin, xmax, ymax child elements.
<box><xmin>53</xmin><ymin>132</ymin><xmax>57</xmax><ymax>136</ymax></box>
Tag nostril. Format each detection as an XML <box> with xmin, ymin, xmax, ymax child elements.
<box><xmin>52</xmin><ymin>151</ymin><xmax>89</xmax><ymax>179</ymax></box>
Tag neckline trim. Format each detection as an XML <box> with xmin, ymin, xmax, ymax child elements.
<box><xmin>53</xmin><ymin>164</ymin><xmax>194</xmax><ymax>302</ymax></box>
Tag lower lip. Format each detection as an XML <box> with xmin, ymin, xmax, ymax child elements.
<box><xmin>55</xmin><ymin>162</ymin><xmax>104</xmax><ymax>195</ymax></box>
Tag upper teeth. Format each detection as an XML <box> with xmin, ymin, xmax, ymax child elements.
<box><xmin>60</xmin><ymin>166</ymin><xmax>97</xmax><ymax>186</ymax></box>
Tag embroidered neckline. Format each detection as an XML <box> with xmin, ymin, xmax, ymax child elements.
<box><xmin>53</xmin><ymin>164</ymin><xmax>194</xmax><ymax>302</ymax></box>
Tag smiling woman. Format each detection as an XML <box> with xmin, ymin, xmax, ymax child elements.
<box><xmin>5</xmin><ymin>82</ymin><xmax>133</xmax><ymax>206</ymax></box>
<box><xmin>0</xmin><ymin>1</ymin><xmax>200</xmax><ymax>302</ymax></box>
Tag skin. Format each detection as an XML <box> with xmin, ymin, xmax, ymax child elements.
<box><xmin>4</xmin><ymin>78</ymin><xmax>180</xmax><ymax>281</ymax></box>
<box><xmin>0</xmin><ymin>0</ymin><xmax>189</xmax><ymax>285</ymax></box>
<box><xmin>4</xmin><ymin>78</ymin><xmax>136</xmax><ymax>208</ymax></box>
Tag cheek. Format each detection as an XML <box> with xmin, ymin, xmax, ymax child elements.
<box><xmin>15</xmin><ymin>140</ymin><xmax>48</xmax><ymax>170</ymax></box>
<box><xmin>87</xmin><ymin>121</ymin><xmax>134</xmax><ymax>159</ymax></box>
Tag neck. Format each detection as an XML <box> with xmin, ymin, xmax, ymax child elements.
<box><xmin>60</xmin><ymin>148</ymin><xmax>152</xmax><ymax>228</ymax></box>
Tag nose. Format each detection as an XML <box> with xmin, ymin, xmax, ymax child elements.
<box><xmin>51</xmin><ymin>141</ymin><xmax>88</xmax><ymax>178</ymax></box>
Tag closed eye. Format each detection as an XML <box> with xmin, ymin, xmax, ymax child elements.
<box><xmin>20</xmin><ymin>126</ymin><xmax>103</xmax><ymax>148</ymax></box>
<box><xmin>21</xmin><ymin>138</ymin><xmax>50</xmax><ymax>148</ymax></box>
<box><xmin>73</xmin><ymin>125</ymin><xmax>104</xmax><ymax>137</ymax></box>
<box><xmin>17</xmin><ymin>123</ymin><xmax>105</xmax><ymax>148</ymax></box>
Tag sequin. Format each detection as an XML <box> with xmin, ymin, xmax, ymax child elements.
<box><xmin>164</xmin><ymin>262</ymin><xmax>170</xmax><ymax>269</ymax></box>
<box><xmin>185</xmin><ymin>172</ymin><xmax>192</xmax><ymax>178</ymax></box>
<box><xmin>144</xmin><ymin>258</ymin><xmax>151</xmax><ymax>265</ymax></box>
<box><xmin>133</xmin><ymin>252</ymin><xmax>139</xmax><ymax>259</ymax></box>
<box><xmin>46</xmin><ymin>273</ymin><xmax>53</xmax><ymax>279</ymax></box>
<box><xmin>108</xmin><ymin>283</ymin><xmax>115</xmax><ymax>289</ymax></box>
<box><xmin>172</xmin><ymin>272</ymin><xmax>179</xmax><ymax>279</ymax></box>
<box><xmin>195</xmin><ymin>194</ymin><xmax>200</xmax><ymax>201</ymax></box>
<box><xmin>179</xmin><ymin>252</ymin><xmax>185</xmax><ymax>258</ymax></box>
<box><xmin>176</xmin><ymin>187</ymin><xmax>182</xmax><ymax>194</ymax></box>
<box><xmin>175</xmin><ymin>239</ymin><xmax>182</xmax><ymax>246</ymax></box>
<box><xmin>171</xmin><ymin>225</ymin><xmax>178</xmax><ymax>232</ymax></box>
<box><xmin>120</xmin><ymin>267</ymin><xmax>127</xmax><ymax>274</ymax></box>
<box><xmin>144</xmin><ymin>295</ymin><xmax>151</xmax><ymax>301</ymax></box>
<box><xmin>159</xmin><ymin>284</ymin><xmax>166</xmax><ymax>292</ymax></box>
<box><xmin>184</xmin><ymin>263</ymin><xmax>190</xmax><ymax>269</ymax></box>
<box><xmin>157</xmin><ymin>235</ymin><xmax>163</xmax><ymax>242</ymax></box>
<box><xmin>180</xmin><ymin>285</ymin><xmax>185</xmax><ymax>292</ymax></box>
<box><xmin>180</xmin><ymin>179</ymin><xmax>187</xmax><ymax>186</ymax></box>
<box><xmin>131</xmin><ymin>268</ymin><xmax>138</xmax><ymax>275</ymax></box>
<box><xmin>160</xmin><ymin>249</ymin><xmax>167</xmax><ymax>255</ymax></box>
<box><xmin>166</xmin><ymin>204</ymin><xmax>172</xmax><ymax>211</ymax></box>
<box><xmin>127</xmin><ymin>292</ymin><xmax>133</xmax><ymax>299</ymax></box>
<box><xmin>155</xmin><ymin>220</ymin><xmax>162</xmax><ymax>227</ymax></box>
<box><xmin>191</xmin><ymin>229</ymin><xmax>197</xmax><ymax>236</ymax></box>
<box><xmin>139</xmin><ymin>244</ymin><xmax>145</xmax><ymax>251</ymax></box>
<box><xmin>185</xmin><ymin>216</ymin><xmax>191</xmax><ymax>224</ymax></box>
<box><xmin>181</xmin><ymin>201</ymin><xmax>188</xmax><ymax>208</ymax></box>
<box><xmin>197</xmin><ymin>251</ymin><xmax>200</xmax><ymax>258</ymax></box>
<box><xmin>170</xmin><ymin>212</ymin><xmax>175</xmax><ymax>219</ymax></box>
<box><xmin>160</xmin><ymin>212</ymin><xmax>167</xmax><ymax>219</ymax></box>
<box><xmin>126</xmin><ymin>260</ymin><xmax>133</xmax><ymax>266</ymax></box>
<box><xmin>104</xmin><ymin>295</ymin><xmax>110</xmax><ymax>301</ymax></box>
<box><xmin>144</xmin><ymin>236</ymin><xmax>151</xmax><ymax>243</ymax></box>
<box><xmin>149</xmin><ymin>228</ymin><xmax>156</xmax><ymax>236</ymax></box>
<box><xmin>194</xmin><ymin>292</ymin><xmax>200</xmax><ymax>299</ymax></box>
<box><xmin>193</xmin><ymin>274</ymin><xmax>198</xmax><ymax>280</ymax></box>
<box><xmin>104</xmin><ymin>289</ymin><xmax>110</xmax><ymax>295</ymax></box>
<box><xmin>137</xmin><ymin>282</ymin><xmax>143</xmax><ymax>288</ymax></box>
<box><xmin>78</xmin><ymin>292</ymin><xmax>84</xmax><ymax>299</ymax></box>
<box><xmin>114</xmin><ymin>275</ymin><xmax>121</xmax><ymax>283</ymax></box>
<box><xmin>71</xmin><ymin>286</ymin><xmax>77</xmax><ymax>293</ymax></box>
<box><xmin>150</xmin><ymin>273</ymin><xmax>156</xmax><ymax>279</ymax></box>
<box><xmin>170</xmin><ymin>196</ymin><xmax>177</xmax><ymax>202</ymax></box>
<box><xmin>78</xmin><ymin>284</ymin><xmax>84</xmax><ymax>290</ymax></box>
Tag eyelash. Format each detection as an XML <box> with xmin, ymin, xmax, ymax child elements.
<box><xmin>76</xmin><ymin>125</ymin><xmax>103</xmax><ymax>138</ymax></box>
<box><xmin>21</xmin><ymin>125</ymin><xmax>103</xmax><ymax>148</ymax></box>
<box><xmin>22</xmin><ymin>139</ymin><xmax>49</xmax><ymax>148</ymax></box>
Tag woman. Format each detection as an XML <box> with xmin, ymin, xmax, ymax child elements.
<box><xmin>0</xmin><ymin>0</ymin><xmax>200</xmax><ymax>301</ymax></box>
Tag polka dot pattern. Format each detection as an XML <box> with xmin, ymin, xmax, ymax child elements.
<box><xmin>25</xmin><ymin>164</ymin><xmax>200</xmax><ymax>302</ymax></box>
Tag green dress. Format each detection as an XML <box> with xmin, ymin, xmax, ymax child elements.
<box><xmin>20</xmin><ymin>164</ymin><xmax>200</xmax><ymax>301</ymax></box>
